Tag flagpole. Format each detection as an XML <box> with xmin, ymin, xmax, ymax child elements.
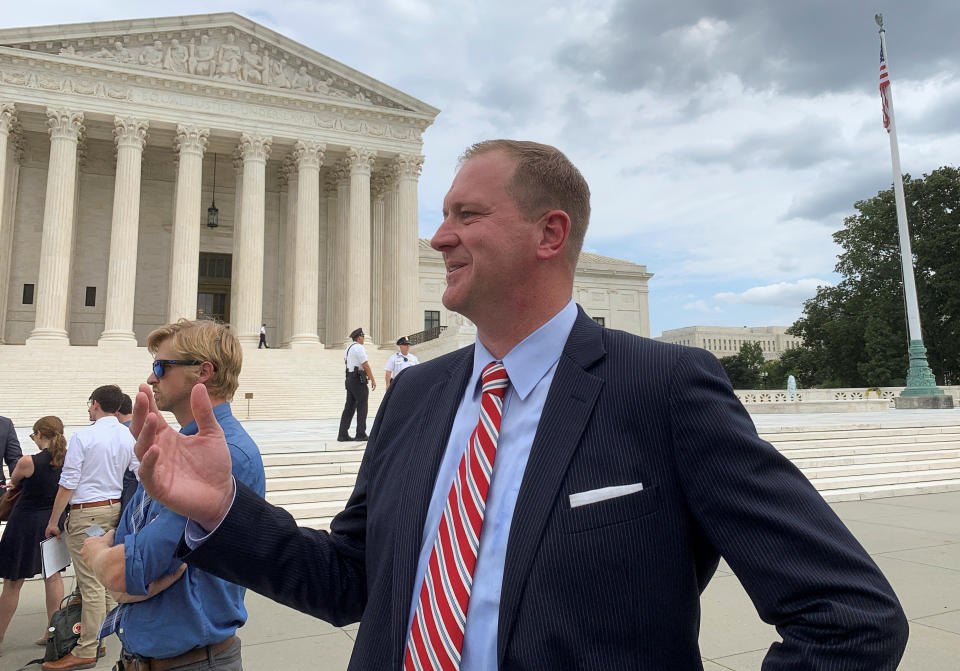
<box><xmin>875</xmin><ymin>14</ymin><xmax>950</xmax><ymax>407</ymax></box>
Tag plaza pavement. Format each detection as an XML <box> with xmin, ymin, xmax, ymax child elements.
<box><xmin>1</xmin><ymin>411</ymin><xmax>958</xmax><ymax>669</ymax></box>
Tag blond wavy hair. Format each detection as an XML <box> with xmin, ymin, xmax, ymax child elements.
<box><xmin>147</xmin><ymin>319</ymin><xmax>242</xmax><ymax>401</ymax></box>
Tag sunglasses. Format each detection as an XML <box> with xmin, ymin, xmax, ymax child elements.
<box><xmin>152</xmin><ymin>359</ymin><xmax>205</xmax><ymax>378</ymax></box>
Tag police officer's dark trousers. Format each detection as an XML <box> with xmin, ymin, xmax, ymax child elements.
<box><xmin>338</xmin><ymin>372</ymin><xmax>369</xmax><ymax>439</ymax></box>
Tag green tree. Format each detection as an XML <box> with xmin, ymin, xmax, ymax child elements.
<box><xmin>719</xmin><ymin>342</ymin><xmax>765</xmax><ymax>389</ymax></box>
<box><xmin>787</xmin><ymin>166</ymin><xmax>960</xmax><ymax>387</ymax></box>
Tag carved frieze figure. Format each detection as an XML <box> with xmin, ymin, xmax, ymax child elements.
<box><xmin>58</xmin><ymin>45</ymin><xmax>77</xmax><ymax>56</ymax></box>
<box><xmin>314</xmin><ymin>76</ymin><xmax>334</xmax><ymax>95</ymax></box>
<box><xmin>216</xmin><ymin>32</ymin><xmax>243</xmax><ymax>80</ymax></box>
<box><xmin>241</xmin><ymin>42</ymin><xmax>267</xmax><ymax>84</ymax></box>
<box><xmin>164</xmin><ymin>38</ymin><xmax>189</xmax><ymax>73</ymax></box>
<box><xmin>290</xmin><ymin>65</ymin><xmax>314</xmax><ymax>92</ymax></box>
<box><xmin>271</xmin><ymin>57</ymin><xmax>291</xmax><ymax>88</ymax></box>
<box><xmin>189</xmin><ymin>34</ymin><xmax>216</xmax><ymax>76</ymax></box>
<box><xmin>139</xmin><ymin>40</ymin><xmax>164</xmax><ymax>68</ymax></box>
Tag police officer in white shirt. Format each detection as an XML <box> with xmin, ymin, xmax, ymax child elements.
<box><xmin>384</xmin><ymin>336</ymin><xmax>419</xmax><ymax>388</ymax></box>
<box><xmin>338</xmin><ymin>328</ymin><xmax>376</xmax><ymax>442</ymax></box>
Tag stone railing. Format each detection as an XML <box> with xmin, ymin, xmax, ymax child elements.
<box><xmin>735</xmin><ymin>386</ymin><xmax>960</xmax><ymax>406</ymax></box>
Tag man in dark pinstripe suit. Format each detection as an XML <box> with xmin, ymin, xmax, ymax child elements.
<box><xmin>133</xmin><ymin>140</ymin><xmax>908</xmax><ymax>670</ymax></box>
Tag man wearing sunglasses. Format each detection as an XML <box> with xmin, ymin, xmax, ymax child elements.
<box><xmin>81</xmin><ymin>319</ymin><xmax>264</xmax><ymax>671</ymax></box>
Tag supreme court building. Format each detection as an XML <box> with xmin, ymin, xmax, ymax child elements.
<box><xmin>0</xmin><ymin>14</ymin><xmax>652</xmax><ymax>354</ymax></box>
<box><xmin>0</xmin><ymin>13</ymin><xmax>439</xmax><ymax>350</ymax></box>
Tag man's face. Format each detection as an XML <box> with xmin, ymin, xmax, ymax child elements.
<box><xmin>355</xmin><ymin>335</ymin><xmax>365</xmax><ymax>345</ymax></box>
<box><xmin>146</xmin><ymin>338</ymin><xmax>196</xmax><ymax>413</ymax></box>
<box><xmin>431</xmin><ymin>151</ymin><xmax>540</xmax><ymax>321</ymax></box>
<box><xmin>399</xmin><ymin>344</ymin><xmax>410</xmax><ymax>356</ymax></box>
<box><xmin>87</xmin><ymin>399</ymin><xmax>97</xmax><ymax>422</ymax></box>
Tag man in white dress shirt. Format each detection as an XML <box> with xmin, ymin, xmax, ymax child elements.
<box><xmin>44</xmin><ymin>384</ymin><xmax>135</xmax><ymax>670</ymax></box>
<box><xmin>384</xmin><ymin>336</ymin><xmax>419</xmax><ymax>388</ymax></box>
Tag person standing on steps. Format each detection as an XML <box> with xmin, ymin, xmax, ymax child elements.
<box><xmin>338</xmin><ymin>328</ymin><xmax>375</xmax><ymax>442</ymax></box>
<box><xmin>258</xmin><ymin>323</ymin><xmax>269</xmax><ymax>349</ymax></box>
<box><xmin>384</xmin><ymin>336</ymin><xmax>419</xmax><ymax>388</ymax></box>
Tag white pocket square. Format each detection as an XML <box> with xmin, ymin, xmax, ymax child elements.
<box><xmin>569</xmin><ymin>482</ymin><xmax>644</xmax><ymax>508</ymax></box>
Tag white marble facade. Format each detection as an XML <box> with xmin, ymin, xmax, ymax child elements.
<box><xmin>0</xmin><ymin>13</ymin><xmax>437</xmax><ymax>348</ymax></box>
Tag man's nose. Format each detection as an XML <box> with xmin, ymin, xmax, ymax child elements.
<box><xmin>430</xmin><ymin>217</ymin><xmax>457</xmax><ymax>251</ymax></box>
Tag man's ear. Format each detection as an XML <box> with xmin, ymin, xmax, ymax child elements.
<box><xmin>536</xmin><ymin>210</ymin><xmax>571</xmax><ymax>261</ymax></box>
<box><xmin>197</xmin><ymin>361</ymin><xmax>216</xmax><ymax>384</ymax></box>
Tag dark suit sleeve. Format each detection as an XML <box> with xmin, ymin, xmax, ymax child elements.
<box><xmin>669</xmin><ymin>348</ymin><xmax>908</xmax><ymax>669</ymax></box>
<box><xmin>2</xmin><ymin>419</ymin><xmax>22</xmax><ymax>485</ymax></box>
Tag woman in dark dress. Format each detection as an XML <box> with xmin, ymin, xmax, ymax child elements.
<box><xmin>0</xmin><ymin>416</ymin><xmax>67</xmax><ymax>651</ymax></box>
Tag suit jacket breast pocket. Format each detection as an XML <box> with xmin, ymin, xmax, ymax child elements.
<box><xmin>561</xmin><ymin>484</ymin><xmax>662</xmax><ymax>534</ymax></box>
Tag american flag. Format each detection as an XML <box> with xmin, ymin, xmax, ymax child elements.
<box><xmin>879</xmin><ymin>43</ymin><xmax>892</xmax><ymax>132</ymax></box>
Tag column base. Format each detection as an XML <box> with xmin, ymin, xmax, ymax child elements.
<box><xmin>98</xmin><ymin>330</ymin><xmax>138</xmax><ymax>346</ymax></box>
<box><xmin>238</xmin><ymin>334</ymin><xmax>261</xmax><ymax>348</ymax></box>
<box><xmin>25</xmin><ymin>328</ymin><xmax>70</xmax><ymax>345</ymax></box>
<box><xmin>289</xmin><ymin>334</ymin><xmax>323</xmax><ymax>349</ymax></box>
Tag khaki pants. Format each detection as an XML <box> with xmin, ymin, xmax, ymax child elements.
<box><xmin>65</xmin><ymin>502</ymin><xmax>121</xmax><ymax>658</ymax></box>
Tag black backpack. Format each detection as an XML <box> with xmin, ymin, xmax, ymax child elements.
<box><xmin>16</xmin><ymin>589</ymin><xmax>86</xmax><ymax>670</ymax></box>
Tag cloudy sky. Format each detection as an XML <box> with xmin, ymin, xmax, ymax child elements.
<box><xmin>4</xmin><ymin>1</ymin><xmax>959</xmax><ymax>336</ymax></box>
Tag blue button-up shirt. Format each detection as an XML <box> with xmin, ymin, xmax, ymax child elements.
<box><xmin>114</xmin><ymin>403</ymin><xmax>265</xmax><ymax>658</ymax></box>
<box><xmin>407</xmin><ymin>299</ymin><xmax>578</xmax><ymax>670</ymax></box>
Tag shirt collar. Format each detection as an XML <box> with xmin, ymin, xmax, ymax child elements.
<box><xmin>94</xmin><ymin>415</ymin><xmax>120</xmax><ymax>426</ymax></box>
<box><xmin>180</xmin><ymin>402</ymin><xmax>231</xmax><ymax>436</ymax></box>
<box><xmin>471</xmin><ymin>299</ymin><xmax>577</xmax><ymax>401</ymax></box>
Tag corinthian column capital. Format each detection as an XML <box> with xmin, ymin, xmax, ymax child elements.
<box><xmin>113</xmin><ymin>117</ymin><xmax>149</xmax><ymax>150</ymax></box>
<box><xmin>0</xmin><ymin>103</ymin><xmax>17</xmax><ymax>135</ymax></box>
<box><xmin>293</xmin><ymin>140</ymin><xmax>326</xmax><ymax>170</ymax></box>
<box><xmin>371</xmin><ymin>172</ymin><xmax>390</xmax><ymax>200</ymax></box>
<box><xmin>394</xmin><ymin>154</ymin><xmax>424</xmax><ymax>179</ymax></box>
<box><xmin>346</xmin><ymin>147</ymin><xmax>376</xmax><ymax>176</ymax></box>
<box><xmin>46</xmin><ymin>108</ymin><xmax>84</xmax><ymax>141</ymax></box>
<box><xmin>174</xmin><ymin>124</ymin><xmax>209</xmax><ymax>157</ymax></box>
<box><xmin>239</xmin><ymin>133</ymin><xmax>273</xmax><ymax>163</ymax></box>
<box><xmin>334</xmin><ymin>158</ymin><xmax>351</xmax><ymax>185</ymax></box>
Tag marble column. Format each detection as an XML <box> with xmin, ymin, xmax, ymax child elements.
<box><xmin>229</xmin><ymin>151</ymin><xmax>243</xmax><ymax>325</ymax></box>
<box><xmin>323</xmin><ymin>170</ymin><xmax>341</xmax><ymax>346</ymax></box>
<box><xmin>99</xmin><ymin>117</ymin><xmax>148</xmax><ymax>345</ymax></box>
<box><xmin>233</xmin><ymin>132</ymin><xmax>272</xmax><ymax>347</ymax></box>
<box><xmin>27</xmin><ymin>108</ymin><xmax>84</xmax><ymax>344</ymax></box>
<box><xmin>326</xmin><ymin>160</ymin><xmax>351</xmax><ymax>346</ymax></box>
<box><xmin>396</xmin><ymin>155</ymin><xmax>423</xmax><ymax>338</ymax></box>
<box><xmin>369</xmin><ymin>173</ymin><xmax>387</xmax><ymax>346</ymax></box>
<box><xmin>290</xmin><ymin>140</ymin><xmax>325</xmax><ymax>347</ymax></box>
<box><xmin>167</xmin><ymin>125</ymin><xmax>208</xmax><ymax>322</ymax></box>
<box><xmin>278</xmin><ymin>158</ymin><xmax>296</xmax><ymax>346</ymax></box>
<box><xmin>0</xmin><ymin>104</ymin><xmax>18</xmax><ymax>345</ymax></box>
<box><xmin>344</xmin><ymin>147</ymin><xmax>375</xmax><ymax>341</ymax></box>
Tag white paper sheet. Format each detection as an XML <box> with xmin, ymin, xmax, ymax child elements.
<box><xmin>41</xmin><ymin>536</ymin><xmax>71</xmax><ymax>578</ymax></box>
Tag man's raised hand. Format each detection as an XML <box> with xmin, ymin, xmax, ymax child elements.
<box><xmin>135</xmin><ymin>383</ymin><xmax>235</xmax><ymax>532</ymax></box>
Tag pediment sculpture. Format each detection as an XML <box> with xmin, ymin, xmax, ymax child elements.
<box><xmin>17</xmin><ymin>31</ymin><xmax>397</xmax><ymax>107</ymax></box>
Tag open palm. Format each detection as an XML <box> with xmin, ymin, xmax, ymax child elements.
<box><xmin>132</xmin><ymin>383</ymin><xmax>235</xmax><ymax>531</ymax></box>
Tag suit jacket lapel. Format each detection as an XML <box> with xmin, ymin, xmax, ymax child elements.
<box><xmin>390</xmin><ymin>345</ymin><xmax>475</xmax><ymax>665</ymax></box>
<box><xmin>497</xmin><ymin>308</ymin><xmax>606</xmax><ymax>665</ymax></box>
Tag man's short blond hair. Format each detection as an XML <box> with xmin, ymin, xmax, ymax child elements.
<box><xmin>461</xmin><ymin>139</ymin><xmax>591</xmax><ymax>266</ymax></box>
<box><xmin>147</xmin><ymin>319</ymin><xmax>242</xmax><ymax>401</ymax></box>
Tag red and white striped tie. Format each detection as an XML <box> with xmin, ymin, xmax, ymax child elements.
<box><xmin>404</xmin><ymin>361</ymin><xmax>510</xmax><ymax>671</ymax></box>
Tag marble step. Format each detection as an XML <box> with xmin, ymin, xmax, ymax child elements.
<box><xmin>791</xmin><ymin>448</ymin><xmax>960</xmax><ymax>468</ymax></box>
<box><xmin>800</xmin><ymin>457</ymin><xmax>960</xmax><ymax>479</ymax></box>
<box><xmin>776</xmin><ymin>440</ymin><xmax>960</xmax><ymax>459</ymax></box>
<box><xmin>261</xmin><ymin>448</ymin><xmax>366</xmax><ymax>465</ymax></box>
<box><xmin>265</xmin><ymin>473</ymin><xmax>359</xmax><ymax>492</ymax></box>
<box><xmin>769</xmin><ymin>432</ymin><xmax>960</xmax><ymax>450</ymax></box>
<box><xmin>266</xmin><ymin>486</ymin><xmax>355</xmax><ymax>506</ymax></box>
<box><xmin>820</xmin><ymin>479</ymin><xmax>960</xmax><ymax>502</ymax></box>
<box><xmin>759</xmin><ymin>425</ymin><xmax>960</xmax><ymax>441</ymax></box>
<box><xmin>264</xmin><ymin>462</ymin><xmax>361</xmax><ymax>478</ymax></box>
<box><xmin>807</xmin><ymin>467</ymin><xmax>960</xmax><ymax>490</ymax></box>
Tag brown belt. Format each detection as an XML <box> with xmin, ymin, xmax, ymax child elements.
<box><xmin>121</xmin><ymin>635</ymin><xmax>237</xmax><ymax>671</ymax></box>
<box><xmin>70</xmin><ymin>499</ymin><xmax>121</xmax><ymax>510</ymax></box>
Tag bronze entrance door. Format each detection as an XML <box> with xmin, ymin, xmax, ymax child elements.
<box><xmin>197</xmin><ymin>252</ymin><xmax>231</xmax><ymax>323</ymax></box>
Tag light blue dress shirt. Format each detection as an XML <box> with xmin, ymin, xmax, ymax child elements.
<box><xmin>406</xmin><ymin>299</ymin><xmax>578</xmax><ymax>670</ymax></box>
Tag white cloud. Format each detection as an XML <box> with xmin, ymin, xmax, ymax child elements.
<box><xmin>714</xmin><ymin>279</ymin><xmax>832</xmax><ymax>306</ymax></box>
<box><xmin>682</xmin><ymin>300</ymin><xmax>722</xmax><ymax>313</ymax></box>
